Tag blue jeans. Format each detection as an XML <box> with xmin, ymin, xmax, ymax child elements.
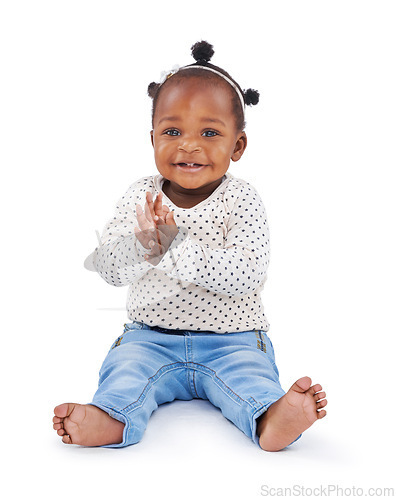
<box><xmin>90</xmin><ymin>321</ymin><xmax>289</xmax><ymax>448</ymax></box>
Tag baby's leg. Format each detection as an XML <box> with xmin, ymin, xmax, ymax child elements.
<box><xmin>53</xmin><ymin>326</ymin><xmax>193</xmax><ymax>447</ymax></box>
<box><xmin>191</xmin><ymin>329</ymin><xmax>326</xmax><ymax>450</ymax></box>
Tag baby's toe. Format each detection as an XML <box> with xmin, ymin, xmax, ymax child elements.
<box><xmin>310</xmin><ymin>384</ymin><xmax>323</xmax><ymax>395</ymax></box>
<box><xmin>317</xmin><ymin>409</ymin><xmax>327</xmax><ymax>419</ymax></box>
<box><xmin>54</xmin><ymin>403</ymin><xmax>73</xmax><ymax>419</ymax></box>
<box><xmin>315</xmin><ymin>391</ymin><xmax>326</xmax><ymax>401</ymax></box>
<box><xmin>316</xmin><ymin>399</ymin><xmax>327</xmax><ymax>409</ymax></box>
<box><xmin>62</xmin><ymin>434</ymin><xmax>72</xmax><ymax>444</ymax></box>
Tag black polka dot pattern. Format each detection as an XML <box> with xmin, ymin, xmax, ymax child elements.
<box><xmin>93</xmin><ymin>172</ymin><xmax>270</xmax><ymax>333</ymax></box>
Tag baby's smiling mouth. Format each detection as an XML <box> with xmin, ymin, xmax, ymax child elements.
<box><xmin>175</xmin><ymin>162</ymin><xmax>206</xmax><ymax>168</ymax></box>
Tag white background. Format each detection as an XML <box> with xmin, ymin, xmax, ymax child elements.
<box><xmin>1</xmin><ymin>1</ymin><xmax>395</xmax><ymax>498</ymax></box>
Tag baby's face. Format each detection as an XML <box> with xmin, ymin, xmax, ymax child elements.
<box><xmin>151</xmin><ymin>78</ymin><xmax>247</xmax><ymax>192</ymax></box>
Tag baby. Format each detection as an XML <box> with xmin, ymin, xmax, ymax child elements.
<box><xmin>53</xmin><ymin>41</ymin><xmax>327</xmax><ymax>451</ymax></box>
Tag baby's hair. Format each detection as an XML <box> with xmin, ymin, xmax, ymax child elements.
<box><xmin>147</xmin><ymin>41</ymin><xmax>260</xmax><ymax>131</ymax></box>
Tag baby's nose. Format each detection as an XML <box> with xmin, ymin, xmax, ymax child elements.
<box><xmin>177</xmin><ymin>140</ymin><xmax>202</xmax><ymax>153</ymax></box>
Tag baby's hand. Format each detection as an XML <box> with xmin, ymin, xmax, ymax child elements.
<box><xmin>145</xmin><ymin>191</ymin><xmax>175</xmax><ymax>227</ymax></box>
<box><xmin>134</xmin><ymin>191</ymin><xmax>178</xmax><ymax>266</ymax></box>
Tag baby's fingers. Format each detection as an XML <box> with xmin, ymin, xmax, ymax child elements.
<box><xmin>145</xmin><ymin>191</ymin><xmax>169</xmax><ymax>225</ymax></box>
<box><xmin>144</xmin><ymin>196</ymin><xmax>156</xmax><ymax>224</ymax></box>
<box><xmin>134</xmin><ymin>224</ymin><xmax>159</xmax><ymax>250</ymax></box>
<box><xmin>153</xmin><ymin>192</ymin><xmax>165</xmax><ymax>221</ymax></box>
<box><xmin>145</xmin><ymin>192</ymin><xmax>159</xmax><ymax>222</ymax></box>
<box><xmin>136</xmin><ymin>203</ymin><xmax>156</xmax><ymax>231</ymax></box>
<box><xmin>165</xmin><ymin>210</ymin><xmax>177</xmax><ymax>226</ymax></box>
<box><xmin>144</xmin><ymin>239</ymin><xmax>165</xmax><ymax>265</ymax></box>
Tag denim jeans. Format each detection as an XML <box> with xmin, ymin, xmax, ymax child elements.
<box><xmin>90</xmin><ymin>321</ymin><xmax>290</xmax><ymax>448</ymax></box>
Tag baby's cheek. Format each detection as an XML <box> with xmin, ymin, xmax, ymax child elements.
<box><xmin>215</xmin><ymin>143</ymin><xmax>234</xmax><ymax>158</ymax></box>
<box><xmin>154</xmin><ymin>141</ymin><xmax>170</xmax><ymax>158</ymax></box>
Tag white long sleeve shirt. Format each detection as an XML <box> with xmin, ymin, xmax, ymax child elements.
<box><xmin>92</xmin><ymin>172</ymin><xmax>271</xmax><ymax>333</ymax></box>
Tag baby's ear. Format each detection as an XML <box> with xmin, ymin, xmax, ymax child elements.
<box><xmin>150</xmin><ymin>130</ymin><xmax>154</xmax><ymax>147</ymax></box>
<box><xmin>231</xmin><ymin>132</ymin><xmax>247</xmax><ymax>162</ymax></box>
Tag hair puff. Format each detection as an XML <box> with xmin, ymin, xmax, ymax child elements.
<box><xmin>244</xmin><ymin>88</ymin><xmax>260</xmax><ymax>106</ymax></box>
<box><xmin>147</xmin><ymin>81</ymin><xmax>160</xmax><ymax>98</ymax></box>
<box><xmin>191</xmin><ymin>40</ymin><xmax>214</xmax><ymax>64</ymax></box>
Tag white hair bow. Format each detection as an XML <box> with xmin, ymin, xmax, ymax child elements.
<box><xmin>159</xmin><ymin>64</ymin><xmax>180</xmax><ymax>84</ymax></box>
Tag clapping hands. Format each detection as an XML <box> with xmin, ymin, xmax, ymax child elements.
<box><xmin>134</xmin><ymin>191</ymin><xmax>178</xmax><ymax>266</ymax></box>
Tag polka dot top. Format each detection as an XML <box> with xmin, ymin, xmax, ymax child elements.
<box><xmin>93</xmin><ymin>172</ymin><xmax>271</xmax><ymax>333</ymax></box>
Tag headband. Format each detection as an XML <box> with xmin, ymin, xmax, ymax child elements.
<box><xmin>160</xmin><ymin>64</ymin><xmax>246</xmax><ymax>113</ymax></box>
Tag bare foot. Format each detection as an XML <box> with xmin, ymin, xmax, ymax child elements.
<box><xmin>52</xmin><ymin>403</ymin><xmax>125</xmax><ymax>446</ymax></box>
<box><xmin>257</xmin><ymin>376</ymin><xmax>327</xmax><ymax>451</ymax></box>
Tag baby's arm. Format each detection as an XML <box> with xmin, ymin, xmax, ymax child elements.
<box><xmin>149</xmin><ymin>185</ymin><xmax>270</xmax><ymax>297</ymax></box>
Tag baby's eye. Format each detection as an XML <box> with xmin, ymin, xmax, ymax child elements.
<box><xmin>165</xmin><ymin>129</ymin><xmax>180</xmax><ymax>136</ymax></box>
<box><xmin>202</xmin><ymin>130</ymin><xmax>218</xmax><ymax>137</ymax></box>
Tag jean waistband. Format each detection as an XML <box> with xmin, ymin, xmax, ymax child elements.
<box><xmin>125</xmin><ymin>321</ymin><xmax>263</xmax><ymax>336</ymax></box>
<box><xmin>127</xmin><ymin>321</ymin><xmax>192</xmax><ymax>335</ymax></box>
